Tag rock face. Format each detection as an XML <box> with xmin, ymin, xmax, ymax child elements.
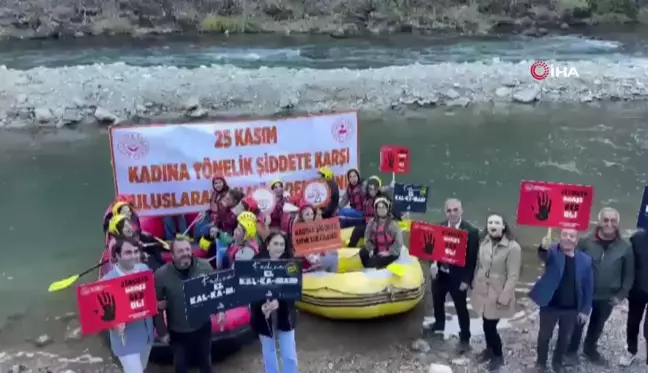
<box><xmin>0</xmin><ymin>0</ymin><xmax>642</xmax><ymax>40</ymax></box>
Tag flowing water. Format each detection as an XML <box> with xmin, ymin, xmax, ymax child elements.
<box><xmin>1</xmin><ymin>32</ymin><xmax>647</xmax><ymax>357</ymax></box>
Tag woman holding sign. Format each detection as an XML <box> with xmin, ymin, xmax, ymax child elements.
<box><xmin>471</xmin><ymin>214</ymin><xmax>521</xmax><ymax>370</ymax></box>
<box><xmin>251</xmin><ymin>232</ymin><xmax>298</xmax><ymax>373</ymax></box>
<box><xmin>103</xmin><ymin>238</ymin><xmax>155</xmax><ymax>373</ymax></box>
<box><xmin>359</xmin><ymin>197</ymin><xmax>403</xmax><ymax>269</ymax></box>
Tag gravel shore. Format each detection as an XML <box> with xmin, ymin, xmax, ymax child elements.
<box><xmin>2</xmin><ymin>58</ymin><xmax>648</xmax><ymax>129</ymax></box>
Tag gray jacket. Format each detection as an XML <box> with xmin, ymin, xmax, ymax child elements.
<box><xmin>576</xmin><ymin>232</ymin><xmax>634</xmax><ymax>301</ymax></box>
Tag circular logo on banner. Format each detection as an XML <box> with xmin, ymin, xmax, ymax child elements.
<box><xmin>331</xmin><ymin>118</ymin><xmax>354</xmax><ymax>143</ymax></box>
<box><xmin>116</xmin><ymin>132</ymin><xmax>149</xmax><ymax>160</ymax></box>
<box><xmin>251</xmin><ymin>187</ymin><xmax>276</xmax><ymax>214</ymax></box>
<box><xmin>303</xmin><ymin>180</ymin><xmax>331</xmax><ymax>208</ymax></box>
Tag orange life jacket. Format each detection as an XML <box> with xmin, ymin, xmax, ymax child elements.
<box><xmin>363</xmin><ymin>196</ymin><xmax>376</xmax><ymax>223</ymax></box>
<box><xmin>370</xmin><ymin>219</ymin><xmax>395</xmax><ymax>254</ymax></box>
<box><xmin>280</xmin><ymin>212</ymin><xmax>296</xmax><ymax>233</ymax></box>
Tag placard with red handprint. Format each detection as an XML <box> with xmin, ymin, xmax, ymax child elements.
<box><xmin>76</xmin><ymin>271</ymin><xmax>158</xmax><ymax>335</ymax></box>
<box><xmin>516</xmin><ymin>180</ymin><xmax>594</xmax><ymax>231</ymax></box>
<box><xmin>409</xmin><ymin>221</ymin><xmax>467</xmax><ymax>266</ymax></box>
<box><xmin>379</xmin><ymin>145</ymin><xmax>410</xmax><ymax>174</ymax></box>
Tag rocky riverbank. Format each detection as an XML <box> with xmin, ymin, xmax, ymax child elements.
<box><xmin>0</xmin><ymin>0</ymin><xmax>647</xmax><ymax>40</ymax></box>
<box><xmin>1</xmin><ymin>58</ymin><xmax>648</xmax><ymax>129</ymax></box>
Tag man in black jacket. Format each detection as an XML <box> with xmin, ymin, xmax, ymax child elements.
<box><xmin>423</xmin><ymin>198</ymin><xmax>480</xmax><ymax>354</ymax></box>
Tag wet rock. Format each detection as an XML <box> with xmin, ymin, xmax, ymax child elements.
<box><xmin>61</xmin><ymin>108</ymin><xmax>83</xmax><ymax>125</ymax></box>
<box><xmin>443</xmin><ymin>89</ymin><xmax>460</xmax><ymax>100</ymax></box>
<box><xmin>64</xmin><ymin>319</ymin><xmax>82</xmax><ymax>341</ymax></box>
<box><xmin>446</xmin><ymin>97</ymin><xmax>470</xmax><ymax>107</ymax></box>
<box><xmin>8</xmin><ymin>364</ymin><xmax>28</xmax><ymax>373</ymax></box>
<box><xmin>34</xmin><ymin>107</ymin><xmax>54</xmax><ymax>123</ymax></box>
<box><xmin>513</xmin><ymin>86</ymin><xmax>541</xmax><ymax>103</ymax></box>
<box><xmin>182</xmin><ymin>96</ymin><xmax>201</xmax><ymax>111</ymax></box>
<box><xmin>411</xmin><ymin>338</ymin><xmax>431</xmax><ymax>353</ymax></box>
<box><xmin>495</xmin><ymin>87</ymin><xmax>512</xmax><ymax>98</ymax></box>
<box><xmin>428</xmin><ymin>363</ymin><xmax>453</xmax><ymax>373</ymax></box>
<box><xmin>186</xmin><ymin>107</ymin><xmax>208</xmax><ymax>118</ymax></box>
<box><xmin>94</xmin><ymin>107</ymin><xmax>119</xmax><ymax>124</ymax></box>
<box><xmin>33</xmin><ymin>334</ymin><xmax>53</xmax><ymax>347</ymax></box>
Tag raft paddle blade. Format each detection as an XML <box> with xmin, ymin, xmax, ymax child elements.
<box><xmin>398</xmin><ymin>220</ymin><xmax>412</xmax><ymax>232</ymax></box>
<box><xmin>387</xmin><ymin>263</ymin><xmax>406</xmax><ymax>277</ymax></box>
<box><xmin>47</xmin><ymin>275</ymin><xmax>80</xmax><ymax>292</ymax></box>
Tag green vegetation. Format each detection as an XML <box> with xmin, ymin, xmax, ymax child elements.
<box><xmin>199</xmin><ymin>15</ymin><xmax>259</xmax><ymax>33</ymax></box>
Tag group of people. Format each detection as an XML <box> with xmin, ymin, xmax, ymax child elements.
<box><xmin>426</xmin><ymin>200</ymin><xmax>643</xmax><ymax>372</ymax></box>
<box><xmin>100</xmin><ymin>166</ymin><xmax>413</xmax><ymax>373</ymax></box>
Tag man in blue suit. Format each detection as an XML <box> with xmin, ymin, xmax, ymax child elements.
<box><xmin>529</xmin><ymin>228</ymin><xmax>594</xmax><ymax>372</ymax></box>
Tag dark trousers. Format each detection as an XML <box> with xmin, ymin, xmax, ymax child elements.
<box><xmin>359</xmin><ymin>248</ymin><xmax>397</xmax><ymax>269</ymax></box>
<box><xmin>170</xmin><ymin>322</ymin><xmax>212</xmax><ymax>373</ymax></box>
<box><xmin>483</xmin><ymin>318</ymin><xmax>503</xmax><ymax>357</ymax></box>
<box><xmin>537</xmin><ymin>307</ymin><xmax>578</xmax><ymax>365</ymax></box>
<box><xmin>348</xmin><ymin>224</ymin><xmax>366</xmax><ymax>247</ymax></box>
<box><xmin>568</xmin><ymin>300</ymin><xmax>613</xmax><ymax>354</ymax></box>
<box><xmin>432</xmin><ymin>272</ymin><xmax>471</xmax><ymax>342</ymax></box>
<box><xmin>627</xmin><ymin>290</ymin><xmax>648</xmax><ymax>354</ymax></box>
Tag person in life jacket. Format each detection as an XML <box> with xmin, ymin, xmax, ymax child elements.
<box><xmin>279</xmin><ymin>192</ymin><xmax>303</xmax><ymax>234</ymax></box>
<box><xmin>359</xmin><ymin>197</ymin><xmax>403</xmax><ymax>269</ymax></box>
<box><xmin>108</xmin><ymin>214</ymin><xmax>165</xmax><ymax>271</ymax></box>
<box><xmin>347</xmin><ymin>176</ymin><xmax>386</xmax><ymax>247</ymax></box>
<box><xmin>103</xmin><ymin>195</ymin><xmax>141</xmax><ymax>235</ymax></box>
<box><xmin>317</xmin><ymin>167</ymin><xmax>340</xmax><ymax>219</ymax></box>
<box><xmin>219</xmin><ymin>212</ymin><xmax>260</xmax><ymax>269</ymax></box>
<box><xmin>289</xmin><ymin>201</ymin><xmax>338</xmax><ymax>272</ymax></box>
<box><xmin>338</xmin><ymin>168</ymin><xmax>365</xmax><ymax>228</ymax></box>
<box><xmin>215</xmin><ymin>188</ymin><xmax>245</xmax><ymax>235</ymax></box>
<box><xmin>269</xmin><ymin>179</ymin><xmax>288</xmax><ymax>230</ymax></box>
<box><xmin>195</xmin><ymin>176</ymin><xmax>231</xmax><ymax>238</ymax></box>
<box><xmin>241</xmin><ymin>196</ymin><xmax>270</xmax><ymax>241</ymax></box>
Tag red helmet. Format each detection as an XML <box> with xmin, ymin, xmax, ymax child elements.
<box><xmin>115</xmin><ymin>194</ymin><xmax>135</xmax><ymax>204</ymax></box>
<box><xmin>242</xmin><ymin>196</ymin><xmax>259</xmax><ymax>212</ymax></box>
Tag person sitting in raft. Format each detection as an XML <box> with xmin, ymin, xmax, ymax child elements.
<box><xmin>251</xmin><ymin>232</ymin><xmax>298</xmax><ymax>373</ymax></box>
<box><xmin>289</xmin><ymin>202</ymin><xmax>340</xmax><ymax>272</ymax></box>
<box><xmin>219</xmin><ymin>213</ymin><xmax>260</xmax><ymax>269</ymax></box>
<box><xmin>103</xmin><ymin>237</ymin><xmax>155</xmax><ymax>373</ymax></box>
<box><xmin>194</xmin><ymin>176</ymin><xmax>231</xmax><ymax>237</ymax></box>
<box><xmin>103</xmin><ymin>195</ymin><xmax>141</xmax><ymax>235</ymax></box>
<box><xmin>108</xmin><ymin>214</ymin><xmax>165</xmax><ymax>271</ymax></box>
<box><xmin>279</xmin><ymin>193</ymin><xmax>303</xmax><ymax>234</ymax></box>
<box><xmin>359</xmin><ymin>197</ymin><xmax>403</xmax><ymax>269</ymax></box>
<box><xmin>347</xmin><ymin>176</ymin><xmax>385</xmax><ymax>248</ymax></box>
<box><xmin>268</xmin><ymin>179</ymin><xmax>289</xmax><ymax>231</ymax></box>
<box><xmin>338</xmin><ymin>168</ymin><xmax>365</xmax><ymax>228</ymax></box>
<box><xmin>215</xmin><ymin>188</ymin><xmax>245</xmax><ymax>236</ymax></box>
<box><xmin>241</xmin><ymin>196</ymin><xmax>270</xmax><ymax>241</ymax></box>
<box><xmin>317</xmin><ymin>167</ymin><xmax>340</xmax><ymax>219</ymax></box>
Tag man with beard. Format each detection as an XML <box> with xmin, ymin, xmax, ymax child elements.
<box><xmin>424</xmin><ymin>198</ymin><xmax>480</xmax><ymax>354</ymax></box>
<box><xmin>567</xmin><ymin>207</ymin><xmax>634</xmax><ymax>366</ymax></box>
<box><xmin>153</xmin><ymin>236</ymin><xmax>220</xmax><ymax>373</ymax></box>
<box><xmin>530</xmin><ymin>229</ymin><xmax>593</xmax><ymax>372</ymax></box>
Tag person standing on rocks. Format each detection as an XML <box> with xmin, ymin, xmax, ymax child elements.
<box><xmin>471</xmin><ymin>214</ymin><xmax>521</xmax><ymax>371</ymax></box>
<box><xmin>529</xmin><ymin>228</ymin><xmax>593</xmax><ymax>372</ymax></box>
<box><xmin>154</xmin><ymin>236</ymin><xmax>222</xmax><ymax>373</ymax></box>
<box><xmin>567</xmin><ymin>207</ymin><xmax>634</xmax><ymax>366</ymax></box>
<box><xmin>425</xmin><ymin>198</ymin><xmax>480</xmax><ymax>354</ymax></box>
<box><xmin>619</xmin><ymin>227</ymin><xmax>648</xmax><ymax>366</ymax></box>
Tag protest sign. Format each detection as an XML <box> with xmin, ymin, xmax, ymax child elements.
<box><xmin>393</xmin><ymin>183</ymin><xmax>429</xmax><ymax>214</ymax></box>
<box><xmin>303</xmin><ymin>180</ymin><xmax>331</xmax><ymax>208</ymax></box>
<box><xmin>234</xmin><ymin>259</ymin><xmax>303</xmax><ymax>302</ymax></box>
<box><xmin>516</xmin><ymin>180</ymin><xmax>593</xmax><ymax>230</ymax></box>
<box><xmin>110</xmin><ymin>112</ymin><xmax>359</xmax><ymax>216</ymax></box>
<box><xmin>291</xmin><ymin>217</ymin><xmax>342</xmax><ymax>256</ymax></box>
<box><xmin>183</xmin><ymin>269</ymin><xmax>242</xmax><ymax>323</ymax></box>
<box><xmin>379</xmin><ymin>145</ymin><xmax>410</xmax><ymax>174</ymax></box>
<box><xmin>636</xmin><ymin>186</ymin><xmax>648</xmax><ymax>229</ymax></box>
<box><xmin>76</xmin><ymin>271</ymin><xmax>157</xmax><ymax>335</ymax></box>
<box><xmin>250</xmin><ymin>187</ymin><xmax>276</xmax><ymax>215</ymax></box>
<box><xmin>409</xmin><ymin>221</ymin><xmax>467</xmax><ymax>266</ymax></box>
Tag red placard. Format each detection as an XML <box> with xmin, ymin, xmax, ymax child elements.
<box><xmin>76</xmin><ymin>271</ymin><xmax>158</xmax><ymax>335</ymax></box>
<box><xmin>516</xmin><ymin>180</ymin><xmax>594</xmax><ymax>231</ymax></box>
<box><xmin>380</xmin><ymin>145</ymin><xmax>410</xmax><ymax>174</ymax></box>
<box><xmin>409</xmin><ymin>221</ymin><xmax>467</xmax><ymax>266</ymax></box>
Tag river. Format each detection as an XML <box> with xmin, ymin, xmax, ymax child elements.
<box><xmin>0</xmin><ymin>32</ymin><xmax>647</xmax><ymax>371</ymax></box>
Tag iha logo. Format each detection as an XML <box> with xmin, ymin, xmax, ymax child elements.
<box><xmin>117</xmin><ymin>132</ymin><xmax>149</xmax><ymax>160</ymax></box>
<box><xmin>331</xmin><ymin>118</ymin><xmax>353</xmax><ymax>143</ymax></box>
<box><xmin>530</xmin><ymin>61</ymin><xmax>579</xmax><ymax>80</ymax></box>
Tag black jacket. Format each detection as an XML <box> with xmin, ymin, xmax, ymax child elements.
<box><xmin>631</xmin><ymin>230</ymin><xmax>648</xmax><ymax>294</ymax></box>
<box><xmin>435</xmin><ymin>220</ymin><xmax>480</xmax><ymax>285</ymax></box>
<box><xmin>249</xmin><ymin>250</ymin><xmax>297</xmax><ymax>337</ymax></box>
<box><xmin>321</xmin><ymin>179</ymin><xmax>340</xmax><ymax>219</ymax></box>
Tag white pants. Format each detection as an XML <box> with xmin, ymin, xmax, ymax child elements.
<box><xmin>117</xmin><ymin>344</ymin><xmax>153</xmax><ymax>373</ymax></box>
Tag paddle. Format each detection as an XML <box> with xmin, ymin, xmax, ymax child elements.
<box><xmin>47</xmin><ymin>259</ymin><xmax>109</xmax><ymax>292</ymax></box>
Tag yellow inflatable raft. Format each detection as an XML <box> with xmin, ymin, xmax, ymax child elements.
<box><xmin>297</xmin><ymin>246</ymin><xmax>425</xmax><ymax>319</ymax></box>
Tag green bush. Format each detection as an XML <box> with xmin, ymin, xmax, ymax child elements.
<box><xmin>200</xmin><ymin>15</ymin><xmax>259</xmax><ymax>33</ymax></box>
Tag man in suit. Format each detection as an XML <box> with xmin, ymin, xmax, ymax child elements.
<box><xmin>424</xmin><ymin>198</ymin><xmax>480</xmax><ymax>353</ymax></box>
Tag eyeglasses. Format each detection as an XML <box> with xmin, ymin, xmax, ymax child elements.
<box><xmin>602</xmin><ymin>218</ymin><xmax>618</xmax><ymax>223</ymax></box>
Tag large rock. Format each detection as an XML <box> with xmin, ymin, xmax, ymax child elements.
<box><xmin>428</xmin><ymin>363</ymin><xmax>453</xmax><ymax>373</ymax></box>
<box><xmin>513</xmin><ymin>86</ymin><xmax>541</xmax><ymax>103</ymax></box>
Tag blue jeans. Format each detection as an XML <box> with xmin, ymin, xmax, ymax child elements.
<box><xmin>339</xmin><ymin>207</ymin><xmax>364</xmax><ymax>228</ymax></box>
<box><xmin>259</xmin><ymin>330</ymin><xmax>298</xmax><ymax>373</ymax></box>
<box><xmin>163</xmin><ymin>215</ymin><xmax>188</xmax><ymax>240</ymax></box>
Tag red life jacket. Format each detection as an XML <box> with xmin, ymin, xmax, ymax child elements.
<box><xmin>270</xmin><ymin>197</ymin><xmax>285</xmax><ymax>228</ymax></box>
<box><xmin>346</xmin><ymin>183</ymin><xmax>364</xmax><ymax>210</ymax></box>
<box><xmin>370</xmin><ymin>219</ymin><xmax>395</xmax><ymax>254</ymax></box>
<box><xmin>280</xmin><ymin>212</ymin><xmax>296</xmax><ymax>233</ymax></box>
<box><xmin>226</xmin><ymin>240</ymin><xmax>259</xmax><ymax>264</ymax></box>
<box><xmin>363</xmin><ymin>196</ymin><xmax>376</xmax><ymax>223</ymax></box>
<box><xmin>209</xmin><ymin>191</ymin><xmax>226</xmax><ymax>215</ymax></box>
<box><xmin>216</xmin><ymin>207</ymin><xmax>238</xmax><ymax>234</ymax></box>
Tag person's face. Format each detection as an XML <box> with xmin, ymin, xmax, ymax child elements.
<box><xmin>171</xmin><ymin>240</ymin><xmax>193</xmax><ymax>269</ymax></box>
<box><xmin>487</xmin><ymin>215</ymin><xmax>504</xmax><ymax>238</ymax></box>
<box><xmin>598</xmin><ymin>209</ymin><xmax>619</xmax><ymax>236</ymax></box>
<box><xmin>560</xmin><ymin>229</ymin><xmax>579</xmax><ymax>252</ymax></box>
<box><xmin>268</xmin><ymin>234</ymin><xmax>286</xmax><ymax>259</ymax></box>
<box><xmin>122</xmin><ymin>220</ymin><xmax>134</xmax><ymax>237</ymax></box>
<box><xmin>445</xmin><ymin>200</ymin><xmax>463</xmax><ymax>225</ymax></box>
<box><xmin>233</xmin><ymin>224</ymin><xmax>246</xmax><ymax>242</ymax></box>
<box><xmin>376</xmin><ymin>203</ymin><xmax>388</xmax><ymax>218</ymax></box>
<box><xmin>301</xmin><ymin>207</ymin><xmax>315</xmax><ymax>221</ymax></box>
<box><xmin>348</xmin><ymin>172</ymin><xmax>359</xmax><ymax>185</ymax></box>
<box><xmin>368</xmin><ymin>185</ymin><xmax>377</xmax><ymax>197</ymax></box>
<box><xmin>117</xmin><ymin>241</ymin><xmax>140</xmax><ymax>269</ymax></box>
<box><xmin>273</xmin><ymin>183</ymin><xmax>284</xmax><ymax>197</ymax></box>
<box><xmin>221</xmin><ymin>192</ymin><xmax>235</xmax><ymax>207</ymax></box>
<box><xmin>119</xmin><ymin>205</ymin><xmax>132</xmax><ymax>219</ymax></box>
<box><xmin>213</xmin><ymin>179</ymin><xmax>224</xmax><ymax>192</ymax></box>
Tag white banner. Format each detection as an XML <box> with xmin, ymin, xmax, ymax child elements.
<box><xmin>109</xmin><ymin>112</ymin><xmax>359</xmax><ymax>216</ymax></box>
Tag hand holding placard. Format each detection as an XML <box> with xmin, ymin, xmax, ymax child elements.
<box><xmin>517</xmin><ymin>180</ymin><xmax>593</xmax><ymax>230</ymax></box>
<box><xmin>409</xmin><ymin>221</ymin><xmax>467</xmax><ymax>267</ymax></box>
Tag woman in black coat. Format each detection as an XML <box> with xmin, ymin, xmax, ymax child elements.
<box><xmin>251</xmin><ymin>232</ymin><xmax>299</xmax><ymax>373</ymax></box>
